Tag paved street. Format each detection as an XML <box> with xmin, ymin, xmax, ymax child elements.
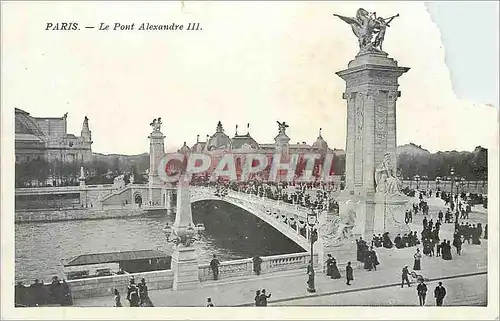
<box><xmin>273</xmin><ymin>274</ymin><xmax>486</xmax><ymax>306</ymax></box>
<box><xmin>74</xmin><ymin>195</ymin><xmax>489</xmax><ymax>307</ymax></box>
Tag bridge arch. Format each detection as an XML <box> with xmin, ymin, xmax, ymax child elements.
<box><xmin>190</xmin><ymin>192</ymin><xmax>310</xmax><ymax>250</ymax></box>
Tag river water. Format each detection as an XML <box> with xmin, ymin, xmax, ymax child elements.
<box><xmin>15</xmin><ymin>200</ymin><xmax>304</xmax><ymax>283</ymax></box>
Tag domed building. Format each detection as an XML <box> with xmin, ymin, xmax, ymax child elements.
<box><xmin>186</xmin><ymin>121</ymin><xmax>343</xmax><ymax>157</ymax></box>
<box><xmin>15</xmin><ymin>108</ymin><xmax>93</xmax><ymax>163</ymax></box>
<box><xmin>205</xmin><ymin>121</ymin><xmax>232</xmax><ymax>151</ymax></box>
<box><xmin>177</xmin><ymin>141</ymin><xmax>191</xmax><ymax>154</ymax></box>
<box><xmin>311</xmin><ymin>128</ymin><xmax>329</xmax><ymax>152</ymax></box>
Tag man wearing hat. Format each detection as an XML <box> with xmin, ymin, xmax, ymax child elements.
<box><xmin>126</xmin><ymin>277</ymin><xmax>140</xmax><ymax>307</ymax></box>
<box><xmin>417</xmin><ymin>280</ymin><xmax>428</xmax><ymax>306</ymax></box>
<box><xmin>434</xmin><ymin>282</ymin><xmax>447</xmax><ymax>306</ymax></box>
<box><xmin>401</xmin><ymin>265</ymin><xmax>411</xmax><ymax>288</ymax></box>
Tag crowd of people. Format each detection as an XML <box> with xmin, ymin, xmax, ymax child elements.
<box><xmin>195</xmin><ymin>179</ymin><xmax>340</xmax><ymax>213</ymax></box>
<box><xmin>355</xmin><ymin>238</ymin><xmax>380</xmax><ymax>272</ymax></box>
<box><xmin>15</xmin><ymin>276</ymin><xmax>72</xmax><ymax>307</ymax></box>
<box><xmin>114</xmin><ymin>277</ymin><xmax>154</xmax><ymax>307</ymax></box>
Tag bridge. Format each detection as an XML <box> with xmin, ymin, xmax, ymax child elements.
<box><xmin>190</xmin><ymin>186</ymin><xmax>315</xmax><ymax>251</ymax></box>
<box><xmin>15</xmin><ymin>183</ymin><xmax>325</xmax><ymax>252</ymax></box>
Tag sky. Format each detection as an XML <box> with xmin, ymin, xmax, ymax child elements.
<box><xmin>425</xmin><ymin>1</ymin><xmax>499</xmax><ymax>108</ymax></box>
<box><xmin>2</xmin><ymin>1</ymin><xmax>499</xmax><ymax>155</ymax></box>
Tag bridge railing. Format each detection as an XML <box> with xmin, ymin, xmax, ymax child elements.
<box><xmin>198</xmin><ymin>252</ymin><xmax>318</xmax><ymax>282</ymax></box>
<box><xmin>192</xmin><ymin>186</ymin><xmax>311</xmax><ymax>217</ymax></box>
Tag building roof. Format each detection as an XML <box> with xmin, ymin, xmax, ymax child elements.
<box><xmin>311</xmin><ymin>129</ymin><xmax>329</xmax><ymax>151</ymax></box>
<box><xmin>15</xmin><ymin>133</ymin><xmax>45</xmax><ymax>142</ymax></box>
<box><xmin>231</xmin><ymin>133</ymin><xmax>259</xmax><ymax>149</ymax></box>
<box><xmin>15</xmin><ymin>108</ymin><xmax>46</xmax><ymax>139</ymax></box>
<box><xmin>191</xmin><ymin>141</ymin><xmax>207</xmax><ymax>152</ymax></box>
<box><xmin>289</xmin><ymin>144</ymin><xmax>312</xmax><ymax>150</ymax></box>
<box><xmin>178</xmin><ymin>141</ymin><xmax>191</xmax><ymax>154</ymax></box>
<box><xmin>61</xmin><ymin>249</ymin><xmax>169</xmax><ymax>267</ymax></box>
<box><xmin>206</xmin><ymin>121</ymin><xmax>232</xmax><ymax>151</ymax></box>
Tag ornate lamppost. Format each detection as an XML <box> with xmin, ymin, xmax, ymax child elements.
<box><xmin>163</xmin><ymin>178</ymin><xmax>205</xmax><ymax>290</ymax></box>
<box><xmin>415</xmin><ymin>174</ymin><xmax>421</xmax><ymax>190</ymax></box>
<box><xmin>306</xmin><ymin>209</ymin><xmax>318</xmax><ymax>293</ymax></box>
<box><xmin>164</xmin><ymin>221</ymin><xmax>204</xmax><ymax>248</ymax></box>
<box><xmin>450</xmin><ymin>167</ymin><xmax>455</xmax><ymax>197</ymax></box>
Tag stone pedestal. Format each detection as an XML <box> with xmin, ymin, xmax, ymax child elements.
<box><xmin>337</xmin><ymin>52</ymin><xmax>409</xmax><ymax>196</ymax></box>
<box><xmin>171</xmin><ymin>246</ymin><xmax>200</xmax><ymax>291</ymax></box>
<box><xmin>79</xmin><ymin>179</ymin><xmax>87</xmax><ymax>207</ymax></box>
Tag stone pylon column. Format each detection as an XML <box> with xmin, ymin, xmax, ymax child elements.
<box><xmin>165</xmin><ymin>189</ymin><xmax>174</xmax><ymax>214</ymax></box>
<box><xmin>336</xmin><ymin>52</ymin><xmax>409</xmax><ymax>239</ymax></box>
<box><xmin>79</xmin><ymin>167</ymin><xmax>87</xmax><ymax>207</ymax></box>
<box><xmin>171</xmin><ymin>182</ymin><xmax>200</xmax><ymax>291</ymax></box>
<box><xmin>148</xmin><ymin>120</ymin><xmax>165</xmax><ymax>205</ymax></box>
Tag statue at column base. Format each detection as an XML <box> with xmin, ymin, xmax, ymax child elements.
<box><xmin>319</xmin><ymin>200</ymin><xmax>357</xmax><ymax>248</ymax></box>
<box><xmin>375</xmin><ymin>153</ymin><xmax>403</xmax><ymax>196</ymax></box>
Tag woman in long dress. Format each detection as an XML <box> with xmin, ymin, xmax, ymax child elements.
<box><xmin>413</xmin><ymin>248</ymin><xmax>422</xmax><ymax>270</ymax></box>
<box><xmin>443</xmin><ymin>240</ymin><xmax>453</xmax><ymax>260</ymax></box>
<box><xmin>326</xmin><ymin>254</ymin><xmax>334</xmax><ymax>277</ymax></box>
<box><xmin>330</xmin><ymin>257</ymin><xmax>342</xmax><ymax>279</ymax></box>
<box><xmin>369</xmin><ymin>247</ymin><xmax>380</xmax><ymax>271</ymax></box>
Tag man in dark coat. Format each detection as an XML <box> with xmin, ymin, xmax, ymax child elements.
<box><xmin>394</xmin><ymin>234</ymin><xmax>404</xmax><ymax>249</ymax></box>
<box><xmin>346</xmin><ymin>261</ymin><xmax>354</xmax><ymax>285</ymax></box>
<box><xmin>210</xmin><ymin>254</ymin><xmax>221</xmax><ymax>280</ymax></box>
<box><xmin>127</xmin><ymin>277</ymin><xmax>137</xmax><ymax>303</ymax></box>
<box><xmin>252</xmin><ymin>255</ymin><xmax>263</xmax><ymax>275</ymax></box>
<box><xmin>434</xmin><ymin>282</ymin><xmax>446</xmax><ymax>306</ymax></box>
<box><xmin>126</xmin><ymin>278</ymin><xmax>139</xmax><ymax>307</ymax></box>
<box><xmin>417</xmin><ymin>281</ymin><xmax>428</xmax><ymax>306</ymax></box>
<box><xmin>401</xmin><ymin>265</ymin><xmax>411</xmax><ymax>288</ymax></box>
<box><xmin>259</xmin><ymin>289</ymin><xmax>271</xmax><ymax>306</ymax></box>
<box><xmin>356</xmin><ymin>237</ymin><xmax>366</xmax><ymax>262</ymax></box>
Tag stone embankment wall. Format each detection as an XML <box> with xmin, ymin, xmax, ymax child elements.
<box><xmin>68</xmin><ymin>270</ymin><xmax>174</xmax><ymax>299</ymax></box>
<box><xmin>15</xmin><ymin>207</ymin><xmax>146</xmax><ymax>223</ymax></box>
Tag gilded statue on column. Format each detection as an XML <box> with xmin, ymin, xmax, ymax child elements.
<box><xmin>334</xmin><ymin>8</ymin><xmax>399</xmax><ymax>54</ymax></box>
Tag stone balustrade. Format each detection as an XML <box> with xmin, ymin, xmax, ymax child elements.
<box><xmin>67</xmin><ymin>252</ymin><xmax>323</xmax><ymax>299</ymax></box>
<box><xmin>198</xmin><ymin>252</ymin><xmax>319</xmax><ymax>282</ymax></box>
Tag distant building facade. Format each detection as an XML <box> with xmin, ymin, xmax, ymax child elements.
<box><xmin>15</xmin><ymin>108</ymin><xmax>93</xmax><ymax>163</ymax></box>
<box><xmin>173</xmin><ymin>121</ymin><xmax>345</xmax><ymax>182</ymax></box>
<box><xmin>183</xmin><ymin>120</ymin><xmax>345</xmax><ymax>157</ymax></box>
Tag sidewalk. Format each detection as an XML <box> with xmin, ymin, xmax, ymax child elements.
<box><xmin>74</xmin><ymin>239</ymin><xmax>487</xmax><ymax>307</ymax></box>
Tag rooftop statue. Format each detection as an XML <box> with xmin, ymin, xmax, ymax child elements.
<box><xmin>276</xmin><ymin>121</ymin><xmax>289</xmax><ymax>135</ymax></box>
<box><xmin>150</xmin><ymin>117</ymin><xmax>163</xmax><ymax>132</ymax></box>
<box><xmin>333</xmin><ymin>8</ymin><xmax>399</xmax><ymax>54</ymax></box>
